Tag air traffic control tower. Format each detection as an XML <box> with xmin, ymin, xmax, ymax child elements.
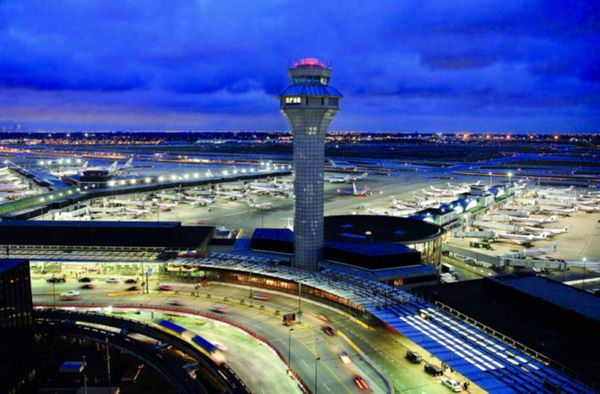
<box><xmin>279</xmin><ymin>58</ymin><xmax>342</xmax><ymax>271</ymax></box>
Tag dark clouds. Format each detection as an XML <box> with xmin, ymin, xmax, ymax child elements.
<box><xmin>0</xmin><ymin>0</ymin><xmax>598</xmax><ymax>131</ymax></box>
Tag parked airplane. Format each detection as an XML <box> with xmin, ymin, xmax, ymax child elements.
<box><xmin>510</xmin><ymin>215</ymin><xmax>557</xmax><ymax>225</ymax></box>
<box><xmin>247</xmin><ymin>199</ymin><xmax>273</xmax><ymax>210</ymax></box>
<box><xmin>184</xmin><ymin>195</ymin><xmax>216</xmax><ymax>206</ymax></box>
<box><xmin>522</xmin><ymin>225</ymin><xmax>568</xmax><ymax>236</ymax></box>
<box><xmin>126</xmin><ymin>207</ymin><xmax>150</xmax><ymax>217</ymax></box>
<box><xmin>156</xmin><ymin>202</ymin><xmax>178</xmax><ymax>211</ymax></box>
<box><xmin>83</xmin><ymin>158</ymin><xmax>133</xmax><ymax>174</ymax></box>
<box><xmin>248</xmin><ymin>182</ymin><xmax>290</xmax><ymax>196</ymax></box>
<box><xmin>539</xmin><ymin>206</ymin><xmax>577</xmax><ymax>216</ymax></box>
<box><xmin>579</xmin><ymin>204</ymin><xmax>600</xmax><ymax>213</ymax></box>
<box><xmin>214</xmin><ymin>186</ymin><xmax>247</xmax><ymax>200</ymax></box>
<box><xmin>325</xmin><ymin>174</ymin><xmax>351</xmax><ymax>183</ymax></box>
<box><xmin>352</xmin><ymin>183</ymin><xmax>371</xmax><ymax>197</ymax></box>
<box><xmin>496</xmin><ymin>232</ymin><xmax>534</xmax><ymax>245</ymax></box>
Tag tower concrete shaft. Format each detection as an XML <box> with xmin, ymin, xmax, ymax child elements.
<box><xmin>279</xmin><ymin>59</ymin><xmax>342</xmax><ymax>271</ymax></box>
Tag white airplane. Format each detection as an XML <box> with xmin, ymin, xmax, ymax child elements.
<box><xmin>248</xmin><ymin>183</ymin><xmax>290</xmax><ymax>196</ymax></box>
<box><xmin>510</xmin><ymin>215</ymin><xmax>557</xmax><ymax>225</ymax></box>
<box><xmin>0</xmin><ymin>183</ymin><xmax>28</xmax><ymax>192</ymax></box>
<box><xmin>325</xmin><ymin>174</ymin><xmax>351</xmax><ymax>183</ymax></box>
<box><xmin>247</xmin><ymin>199</ymin><xmax>273</xmax><ymax>210</ymax></box>
<box><xmin>391</xmin><ymin>197</ymin><xmax>415</xmax><ymax>211</ymax></box>
<box><xmin>214</xmin><ymin>186</ymin><xmax>247</xmax><ymax>200</ymax></box>
<box><xmin>156</xmin><ymin>202</ymin><xmax>178</xmax><ymax>211</ymax></box>
<box><xmin>156</xmin><ymin>192</ymin><xmax>182</xmax><ymax>201</ymax></box>
<box><xmin>427</xmin><ymin>186</ymin><xmax>457</xmax><ymax>197</ymax></box>
<box><xmin>108</xmin><ymin>199</ymin><xmax>152</xmax><ymax>208</ymax></box>
<box><xmin>496</xmin><ymin>232</ymin><xmax>542</xmax><ymax>245</ymax></box>
<box><xmin>126</xmin><ymin>207</ymin><xmax>150</xmax><ymax>217</ymax></box>
<box><xmin>446</xmin><ymin>182</ymin><xmax>471</xmax><ymax>194</ymax></box>
<box><xmin>539</xmin><ymin>206</ymin><xmax>577</xmax><ymax>215</ymax></box>
<box><xmin>184</xmin><ymin>195</ymin><xmax>216</xmax><ymax>206</ymax></box>
<box><xmin>522</xmin><ymin>225</ymin><xmax>568</xmax><ymax>235</ymax></box>
<box><xmin>579</xmin><ymin>204</ymin><xmax>600</xmax><ymax>213</ymax></box>
<box><xmin>349</xmin><ymin>172</ymin><xmax>369</xmax><ymax>182</ymax></box>
<box><xmin>82</xmin><ymin>158</ymin><xmax>133</xmax><ymax>174</ymax></box>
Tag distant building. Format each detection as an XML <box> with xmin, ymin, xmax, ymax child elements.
<box><xmin>0</xmin><ymin>259</ymin><xmax>35</xmax><ymax>394</ymax></box>
<box><xmin>279</xmin><ymin>58</ymin><xmax>342</xmax><ymax>271</ymax></box>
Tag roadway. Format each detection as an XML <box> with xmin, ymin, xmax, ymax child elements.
<box><xmin>32</xmin><ymin>275</ymin><xmax>483</xmax><ymax>394</ymax></box>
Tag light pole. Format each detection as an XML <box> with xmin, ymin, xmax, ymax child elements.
<box><xmin>488</xmin><ymin>172</ymin><xmax>493</xmax><ymax>188</ymax></box>
<box><xmin>314</xmin><ymin>356</ymin><xmax>321</xmax><ymax>394</ymax></box>
<box><xmin>288</xmin><ymin>328</ymin><xmax>294</xmax><ymax>372</ymax></box>
<box><xmin>51</xmin><ymin>275</ymin><xmax>56</xmax><ymax>309</ymax></box>
<box><xmin>507</xmin><ymin>171</ymin><xmax>513</xmax><ymax>185</ymax></box>
<box><xmin>249</xmin><ymin>272</ymin><xmax>253</xmax><ymax>307</ymax></box>
<box><xmin>582</xmin><ymin>257</ymin><xmax>587</xmax><ymax>289</ymax></box>
<box><xmin>105</xmin><ymin>334</ymin><xmax>112</xmax><ymax>391</ymax></box>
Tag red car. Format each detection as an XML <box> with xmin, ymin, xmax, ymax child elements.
<box><xmin>80</xmin><ymin>283</ymin><xmax>96</xmax><ymax>289</ymax></box>
<box><xmin>158</xmin><ymin>284</ymin><xmax>174</xmax><ymax>291</ymax></box>
<box><xmin>322</xmin><ymin>325</ymin><xmax>336</xmax><ymax>336</ymax></box>
<box><xmin>353</xmin><ymin>376</ymin><xmax>369</xmax><ymax>390</ymax></box>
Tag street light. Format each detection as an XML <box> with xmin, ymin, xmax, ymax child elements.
<box><xmin>288</xmin><ymin>328</ymin><xmax>294</xmax><ymax>372</ymax></box>
<box><xmin>314</xmin><ymin>356</ymin><xmax>321</xmax><ymax>394</ymax></box>
<box><xmin>488</xmin><ymin>172</ymin><xmax>493</xmax><ymax>187</ymax></box>
<box><xmin>507</xmin><ymin>171</ymin><xmax>513</xmax><ymax>185</ymax></box>
<box><xmin>582</xmin><ymin>257</ymin><xmax>587</xmax><ymax>289</ymax></box>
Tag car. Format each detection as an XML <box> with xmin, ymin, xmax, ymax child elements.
<box><xmin>442</xmin><ymin>378</ymin><xmax>462</xmax><ymax>392</ymax></box>
<box><xmin>124</xmin><ymin>278</ymin><xmax>138</xmax><ymax>284</ymax></box>
<box><xmin>251</xmin><ymin>293</ymin><xmax>270</xmax><ymax>301</ymax></box>
<box><xmin>424</xmin><ymin>364</ymin><xmax>443</xmax><ymax>377</ymax></box>
<box><xmin>213</xmin><ymin>342</ymin><xmax>229</xmax><ymax>352</ymax></box>
<box><xmin>158</xmin><ymin>284</ymin><xmax>174</xmax><ymax>291</ymax></box>
<box><xmin>78</xmin><ymin>277</ymin><xmax>92</xmax><ymax>283</ymax></box>
<box><xmin>168</xmin><ymin>299</ymin><xmax>185</xmax><ymax>306</ymax></box>
<box><xmin>339</xmin><ymin>351</ymin><xmax>352</xmax><ymax>364</ymax></box>
<box><xmin>126</xmin><ymin>285</ymin><xmax>142</xmax><ymax>292</ymax></box>
<box><xmin>322</xmin><ymin>325</ymin><xmax>336</xmax><ymax>336</ymax></box>
<box><xmin>80</xmin><ymin>283</ymin><xmax>96</xmax><ymax>289</ymax></box>
<box><xmin>47</xmin><ymin>277</ymin><xmax>66</xmax><ymax>283</ymax></box>
<box><xmin>106</xmin><ymin>278</ymin><xmax>120</xmax><ymax>283</ymax></box>
<box><xmin>60</xmin><ymin>290</ymin><xmax>80</xmax><ymax>300</ymax></box>
<box><xmin>353</xmin><ymin>375</ymin><xmax>369</xmax><ymax>390</ymax></box>
<box><xmin>211</xmin><ymin>306</ymin><xmax>229</xmax><ymax>314</ymax></box>
<box><xmin>405</xmin><ymin>350</ymin><xmax>422</xmax><ymax>363</ymax></box>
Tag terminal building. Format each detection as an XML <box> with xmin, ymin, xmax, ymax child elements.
<box><xmin>0</xmin><ymin>220</ymin><xmax>214</xmax><ymax>261</ymax></box>
<box><xmin>249</xmin><ymin>215</ymin><xmax>443</xmax><ymax>286</ymax></box>
<box><xmin>414</xmin><ymin>273</ymin><xmax>600</xmax><ymax>388</ymax></box>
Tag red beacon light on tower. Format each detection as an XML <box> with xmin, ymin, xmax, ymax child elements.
<box><xmin>293</xmin><ymin>58</ymin><xmax>325</xmax><ymax>68</ymax></box>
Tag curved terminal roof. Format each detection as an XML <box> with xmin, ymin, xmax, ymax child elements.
<box><xmin>324</xmin><ymin>215</ymin><xmax>443</xmax><ymax>244</ymax></box>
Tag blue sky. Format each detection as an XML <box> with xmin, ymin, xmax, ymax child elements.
<box><xmin>0</xmin><ymin>0</ymin><xmax>598</xmax><ymax>132</ymax></box>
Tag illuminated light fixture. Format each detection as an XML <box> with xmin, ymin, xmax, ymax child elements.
<box><xmin>108</xmin><ymin>180</ymin><xmax>116</xmax><ymax>187</ymax></box>
<box><xmin>183</xmin><ymin>173</ymin><xmax>190</xmax><ymax>179</ymax></box>
<box><xmin>193</xmin><ymin>173</ymin><xmax>199</xmax><ymax>178</ymax></box>
<box><xmin>120</xmin><ymin>180</ymin><xmax>126</xmax><ymax>185</ymax></box>
<box><xmin>170</xmin><ymin>175</ymin><xmax>177</xmax><ymax>181</ymax></box>
<box><xmin>130</xmin><ymin>179</ymin><xmax>136</xmax><ymax>185</ymax></box>
<box><xmin>158</xmin><ymin>176</ymin><xmax>165</xmax><ymax>182</ymax></box>
<box><xmin>145</xmin><ymin>177</ymin><xmax>152</xmax><ymax>183</ymax></box>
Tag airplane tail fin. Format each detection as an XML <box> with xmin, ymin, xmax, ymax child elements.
<box><xmin>108</xmin><ymin>161</ymin><xmax>118</xmax><ymax>171</ymax></box>
<box><xmin>329</xmin><ymin>159</ymin><xmax>336</xmax><ymax>168</ymax></box>
<box><xmin>124</xmin><ymin>158</ymin><xmax>133</xmax><ymax>169</ymax></box>
<box><xmin>81</xmin><ymin>161</ymin><xmax>88</xmax><ymax>169</ymax></box>
<box><xmin>352</xmin><ymin>182</ymin><xmax>357</xmax><ymax>194</ymax></box>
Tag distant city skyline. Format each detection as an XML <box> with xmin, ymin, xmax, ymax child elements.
<box><xmin>0</xmin><ymin>1</ymin><xmax>598</xmax><ymax>132</ymax></box>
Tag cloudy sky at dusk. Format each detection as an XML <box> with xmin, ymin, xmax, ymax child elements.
<box><xmin>0</xmin><ymin>0</ymin><xmax>598</xmax><ymax>132</ymax></box>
